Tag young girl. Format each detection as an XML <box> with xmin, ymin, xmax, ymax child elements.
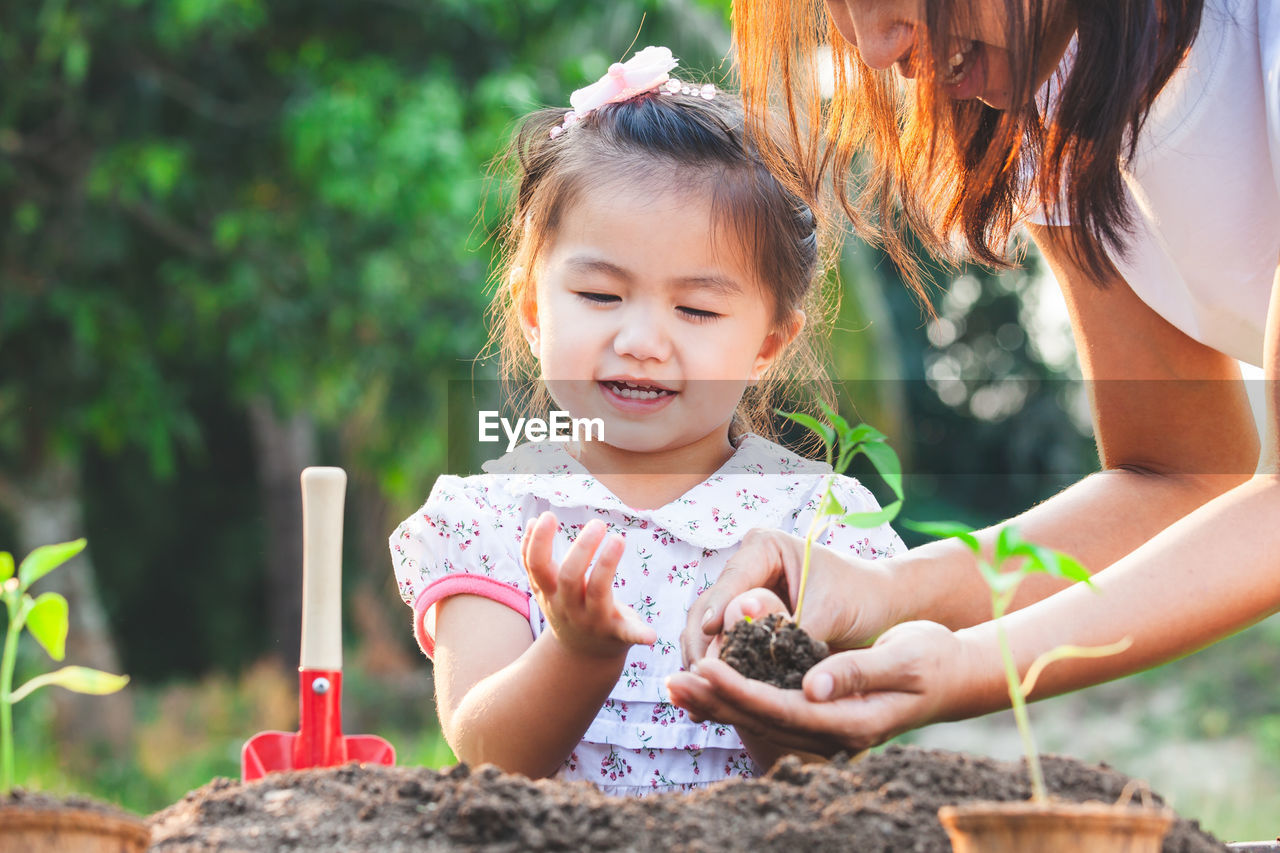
<box><xmin>390</xmin><ymin>46</ymin><xmax>903</xmax><ymax>795</ymax></box>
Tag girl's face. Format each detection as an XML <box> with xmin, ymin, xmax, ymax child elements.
<box><xmin>522</xmin><ymin>175</ymin><xmax>799</xmax><ymax>467</ymax></box>
<box><xmin>823</xmin><ymin>0</ymin><xmax>1076</xmax><ymax>110</ymax></box>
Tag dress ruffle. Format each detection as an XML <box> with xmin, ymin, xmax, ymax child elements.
<box><xmin>582</xmin><ymin>701</ymin><xmax>744</xmax><ymax>751</ymax></box>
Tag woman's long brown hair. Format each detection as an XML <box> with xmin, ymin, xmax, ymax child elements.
<box><xmin>733</xmin><ymin>0</ymin><xmax>1204</xmax><ymax>298</ymax></box>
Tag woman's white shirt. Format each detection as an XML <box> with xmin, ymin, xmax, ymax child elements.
<box><xmin>1032</xmin><ymin>0</ymin><xmax>1279</xmax><ymax>367</ymax></box>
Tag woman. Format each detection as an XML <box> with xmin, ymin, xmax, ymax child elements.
<box><xmin>666</xmin><ymin>0</ymin><xmax>1280</xmax><ymax>756</ymax></box>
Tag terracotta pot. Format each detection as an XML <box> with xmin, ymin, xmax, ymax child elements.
<box><xmin>938</xmin><ymin>800</ymin><xmax>1173</xmax><ymax>853</ymax></box>
<box><xmin>0</xmin><ymin>805</ymin><xmax>150</xmax><ymax>853</ymax></box>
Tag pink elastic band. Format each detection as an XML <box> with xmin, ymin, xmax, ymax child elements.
<box><xmin>412</xmin><ymin>575</ymin><xmax>531</xmax><ymax>658</ymax></box>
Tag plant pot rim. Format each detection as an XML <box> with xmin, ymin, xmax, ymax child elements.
<box><xmin>939</xmin><ymin>799</ymin><xmax>1174</xmax><ymax>831</ymax></box>
<box><xmin>0</xmin><ymin>804</ymin><xmax>151</xmax><ymax>843</ymax></box>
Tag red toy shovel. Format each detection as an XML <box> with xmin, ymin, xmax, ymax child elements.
<box><xmin>241</xmin><ymin>467</ymin><xmax>396</xmax><ymax>781</ymax></box>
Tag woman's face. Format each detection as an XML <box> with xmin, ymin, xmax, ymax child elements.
<box><xmin>823</xmin><ymin>0</ymin><xmax>1076</xmax><ymax>110</ymax></box>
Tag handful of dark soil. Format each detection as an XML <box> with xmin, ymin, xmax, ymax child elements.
<box><xmin>719</xmin><ymin>612</ymin><xmax>829</xmax><ymax>689</ymax></box>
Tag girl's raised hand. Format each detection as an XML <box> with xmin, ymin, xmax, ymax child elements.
<box><xmin>522</xmin><ymin>511</ymin><xmax>657</xmax><ymax>658</ymax></box>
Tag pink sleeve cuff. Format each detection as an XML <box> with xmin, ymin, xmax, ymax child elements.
<box><xmin>411</xmin><ymin>574</ymin><xmax>531</xmax><ymax>658</ymax></box>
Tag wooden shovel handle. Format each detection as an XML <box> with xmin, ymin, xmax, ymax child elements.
<box><xmin>300</xmin><ymin>467</ymin><xmax>346</xmax><ymax>671</ymax></box>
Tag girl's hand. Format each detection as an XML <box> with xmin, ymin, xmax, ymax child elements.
<box><xmin>667</xmin><ymin>620</ymin><xmax>967</xmax><ymax>756</ymax></box>
<box><xmin>681</xmin><ymin>529</ymin><xmax>904</xmax><ymax>668</ymax></box>
<box><xmin>522</xmin><ymin>511</ymin><xmax>657</xmax><ymax>659</ymax></box>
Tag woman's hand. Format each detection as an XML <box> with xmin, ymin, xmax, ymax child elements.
<box><xmin>667</xmin><ymin>620</ymin><xmax>970</xmax><ymax>756</ymax></box>
<box><xmin>523</xmin><ymin>511</ymin><xmax>657</xmax><ymax>658</ymax></box>
<box><xmin>680</xmin><ymin>528</ymin><xmax>904</xmax><ymax>667</ymax></box>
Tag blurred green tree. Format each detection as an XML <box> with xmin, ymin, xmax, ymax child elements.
<box><xmin>1</xmin><ymin>0</ymin><xmax>734</xmax><ymax>684</ymax></box>
<box><xmin>1</xmin><ymin>0</ymin><xmax>1090</xmax><ymax>693</ymax></box>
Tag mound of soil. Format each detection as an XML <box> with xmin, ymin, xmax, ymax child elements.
<box><xmin>4</xmin><ymin>788</ymin><xmax>141</xmax><ymax>817</ymax></box>
<box><xmin>719</xmin><ymin>614</ymin><xmax>829</xmax><ymax>689</ymax></box>
<box><xmin>147</xmin><ymin>746</ymin><xmax>1226</xmax><ymax>852</ymax></box>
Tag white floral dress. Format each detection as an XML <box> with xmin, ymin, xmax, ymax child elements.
<box><xmin>390</xmin><ymin>434</ymin><xmax>904</xmax><ymax>796</ymax></box>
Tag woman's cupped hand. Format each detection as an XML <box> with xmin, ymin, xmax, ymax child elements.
<box><xmin>679</xmin><ymin>528</ymin><xmax>904</xmax><ymax>667</ymax></box>
<box><xmin>670</xmin><ymin>528</ymin><xmax>970</xmax><ymax>754</ymax></box>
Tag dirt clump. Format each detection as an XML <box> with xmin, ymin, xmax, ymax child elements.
<box><xmin>719</xmin><ymin>613</ymin><xmax>829</xmax><ymax>689</ymax></box>
<box><xmin>147</xmin><ymin>745</ymin><xmax>1226</xmax><ymax>852</ymax></box>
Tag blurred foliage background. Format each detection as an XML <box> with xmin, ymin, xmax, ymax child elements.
<box><xmin>0</xmin><ymin>0</ymin><xmax>1275</xmax><ymax>841</ymax></box>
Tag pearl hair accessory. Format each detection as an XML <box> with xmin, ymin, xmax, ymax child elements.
<box><xmin>549</xmin><ymin>46</ymin><xmax>715</xmax><ymax>139</ymax></box>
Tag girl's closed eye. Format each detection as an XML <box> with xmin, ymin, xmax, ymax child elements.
<box><xmin>576</xmin><ymin>291</ymin><xmax>621</xmax><ymax>306</ymax></box>
<box><xmin>678</xmin><ymin>305</ymin><xmax>721</xmax><ymax>323</ymax></box>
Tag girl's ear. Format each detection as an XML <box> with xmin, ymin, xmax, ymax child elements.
<box><xmin>516</xmin><ymin>271</ymin><xmax>541</xmax><ymax>355</ymax></box>
<box><xmin>750</xmin><ymin>310</ymin><xmax>805</xmax><ymax>381</ymax></box>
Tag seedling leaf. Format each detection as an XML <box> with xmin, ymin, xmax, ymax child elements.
<box><xmin>903</xmin><ymin>520</ymin><xmax>980</xmax><ymax>554</ymax></box>
<box><xmin>986</xmin><ymin>568</ymin><xmax>1022</xmax><ymax>598</ymax></box>
<box><xmin>9</xmin><ymin>666</ymin><xmax>129</xmax><ymax>704</ymax></box>
<box><xmin>18</xmin><ymin>539</ymin><xmax>86</xmax><ymax>590</ymax></box>
<box><xmin>0</xmin><ymin>554</ymin><xmax>12</xmax><ymax>584</ymax></box>
<box><xmin>25</xmin><ymin>593</ymin><xmax>69</xmax><ymax>661</ymax></box>
<box><xmin>861</xmin><ymin>441</ymin><xmax>903</xmax><ymax>501</ymax></box>
<box><xmin>976</xmin><ymin>561</ymin><xmax>1022</xmax><ymax>600</ymax></box>
<box><xmin>817</xmin><ymin>400</ymin><xmax>851</xmax><ymax>437</ymax></box>
<box><xmin>1018</xmin><ymin>637</ymin><xmax>1133</xmax><ymax>697</ymax></box>
<box><xmin>1036</xmin><ymin>547</ymin><xmax>1092</xmax><ymax>585</ymax></box>
<box><xmin>818</xmin><ymin>490</ymin><xmax>845</xmax><ymax>518</ymax></box>
<box><xmin>780</xmin><ymin>411</ymin><xmax>835</xmax><ymax>457</ymax></box>
<box><xmin>994</xmin><ymin>526</ymin><xmax>1019</xmax><ymax>565</ymax></box>
<box><xmin>846</xmin><ymin>423</ymin><xmax>886</xmax><ymax>445</ymax></box>
<box><xmin>839</xmin><ymin>500</ymin><xmax>902</xmax><ymax>529</ymax></box>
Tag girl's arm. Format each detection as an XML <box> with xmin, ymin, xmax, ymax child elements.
<box><xmin>434</xmin><ymin>595</ymin><xmax>631</xmax><ymax>779</ymax></box>
<box><xmin>434</xmin><ymin>512</ymin><xmax>656</xmax><ymax>779</ymax></box>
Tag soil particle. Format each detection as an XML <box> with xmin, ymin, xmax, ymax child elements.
<box><xmin>147</xmin><ymin>745</ymin><xmax>1226</xmax><ymax>852</ymax></box>
<box><xmin>719</xmin><ymin>613</ymin><xmax>829</xmax><ymax>689</ymax></box>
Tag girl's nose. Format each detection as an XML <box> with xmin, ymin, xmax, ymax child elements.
<box><xmin>826</xmin><ymin>0</ymin><xmax>918</xmax><ymax>73</ymax></box>
<box><xmin>612</xmin><ymin>312</ymin><xmax>672</xmax><ymax>363</ymax></box>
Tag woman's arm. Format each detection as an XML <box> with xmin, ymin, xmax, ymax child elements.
<box><xmin>670</xmin><ymin>241</ymin><xmax>1280</xmax><ymax>753</ymax></box>
<box><xmin>685</xmin><ymin>225</ymin><xmax>1260</xmax><ymax>660</ymax></box>
<box><xmin>898</xmin><ymin>223</ymin><xmax>1261</xmax><ymax>630</ymax></box>
<box><xmin>953</xmin><ymin>235</ymin><xmax>1280</xmax><ymax>714</ymax></box>
<box><xmin>433</xmin><ymin>594</ymin><xmax>630</xmax><ymax>779</ymax></box>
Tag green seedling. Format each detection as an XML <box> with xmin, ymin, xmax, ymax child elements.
<box><xmin>0</xmin><ymin>540</ymin><xmax>129</xmax><ymax>793</ymax></box>
<box><xmin>781</xmin><ymin>402</ymin><xmax>904</xmax><ymax>627</ymax></box>
<box><xmin>904</xmin><ymin>520</ymin><xmax>1131</xmax><ymax>802</ymax></box>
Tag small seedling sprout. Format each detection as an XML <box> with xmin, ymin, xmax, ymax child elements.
<box><xmin>904</xmin><ymin>520</ymin><xmax>1131</xmax><ymax>802</ymax></box>
<box><xmin>0</xmin><ymin>540</ymin><xmax>129</xmax><ymax>793</ymax></box>
<box><xmin>780</xmin><ymin>402</ymin><xmax>903</xmax><ymax>626</ymax></box>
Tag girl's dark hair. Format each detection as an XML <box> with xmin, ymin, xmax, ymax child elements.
<box><xmin>732</xmin><ymin>0</ymin><xmax>1204</xmax><ymax>297</ymax></box>
<box><xmin>486</xmin><ymin>80</ymin><xmax>837</xmax><ymax>442</ymax></box>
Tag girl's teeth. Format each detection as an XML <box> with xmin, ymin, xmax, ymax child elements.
<box><xmin>950</xmin><ymin>52</ymin><xmax>965</xmax><ymax>68</ymax></box>
<box><xmin>610</xmin><ymin>382</ymin><xmax>669</xmax><ymax>400</ymax></box>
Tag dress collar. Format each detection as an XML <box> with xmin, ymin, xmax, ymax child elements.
<box><xmin>481</xmin><ymin>435</ymin><xmax>831</xmax><ymax>550</ymax></box>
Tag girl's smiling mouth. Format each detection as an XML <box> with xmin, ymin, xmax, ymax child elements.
<box><xmin>599</xmin><ymin>378</ymin><xmax>678</xmax><ymax>411</ymax></box>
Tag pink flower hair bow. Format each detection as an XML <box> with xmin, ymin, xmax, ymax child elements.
<box><xmin>550</xmin><ymin>46</ymin><xmax>715</xmax><ymax>139</ymax></box>
<box><xmin>571</xmin><ymin>46</ymin><xmax>677</xmax><ymax>113</ymax></box>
